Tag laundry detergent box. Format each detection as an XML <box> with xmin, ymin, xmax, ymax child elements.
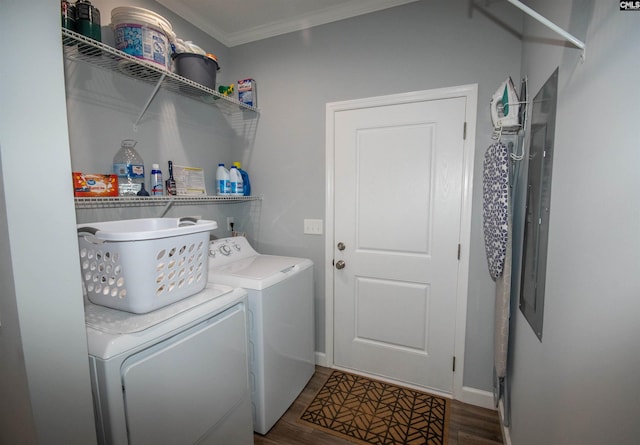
<box><xmin>73</xmin><ymin>172</ymin><xmax>118</xmax><ymax>197</ymax></box>
<box><xmin>237</xmin><ymin>78</ymin><xmax>257</xmax><ymax>107</ymax></box>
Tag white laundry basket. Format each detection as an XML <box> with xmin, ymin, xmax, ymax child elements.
<box><xmin>77</xmin><ymin>217</ymin><xmax>216</xmax><ymax>314</ymax></box>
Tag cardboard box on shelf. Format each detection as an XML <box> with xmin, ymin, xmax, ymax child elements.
<box><xmin>73</xmin><ymin>172</ymin><xmax>118</xmax><ymax>197</ymax></box>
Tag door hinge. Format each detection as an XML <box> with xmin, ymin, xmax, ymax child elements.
<box><xmin>457</xmin><ymin>244</ymin><xmax>461</xmax><ymax>260</ymax></box>
<box><xmin>452</xmin><ymin>356</ymin><xmax>456</xmax><ymax>372</ymax></box>
<box><xmin>463</xmin><ymin>122</ymin><xmax>467</xmax><ymax>140</ymax></box>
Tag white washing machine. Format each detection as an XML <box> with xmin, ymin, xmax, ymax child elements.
<box><xmin>207</xmin><ymin>236</ymin><xmax>315</xmax><ymax>435</ymax></box>
<box><xmin>85</xmin><ymin>283</ymin><xmax>254</xmax><ymax>445</ymax></box>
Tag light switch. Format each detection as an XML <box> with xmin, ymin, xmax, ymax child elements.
<box><xmin>303</xmin><ymin>219</ymin><xmax>323</xmax><ymax>235</ymax></box>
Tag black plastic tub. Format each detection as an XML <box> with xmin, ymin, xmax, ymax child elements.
<box><xmin>172</xmin><ymin>53</ymin><xmax>219</xmax><ymax>90</ymax></box>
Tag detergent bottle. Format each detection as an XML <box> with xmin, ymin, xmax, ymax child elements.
<box><xmin>216</xmin><ymin>163</ymin><xmax>230</xmax><ymax>195</ymax></box>
<box><xmin>232</xmin><ymin>162</ymin><xmax>251</xmax><ymax>196</ymax></box>
<box><xmin>229</xmin><ymin>165</ymin><xmax>243</xmax><ymax>196</ymax></box>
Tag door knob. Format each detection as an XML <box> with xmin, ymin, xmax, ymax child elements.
<box><xmin>337</xmin><ymin>242</ymin><xmax>346</xmax><ymax>251</ymax></box>
<box><xmin>335</xmin><ymin>260</ymin><xmax>346</xmax><ymax>270</ymax></box>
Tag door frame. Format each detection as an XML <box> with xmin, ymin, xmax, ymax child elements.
<box><xmin>324</xmin><ymin>84</ymin><xmax>478</xmax><ymax>400</ymax></box>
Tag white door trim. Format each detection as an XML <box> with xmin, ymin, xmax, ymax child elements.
<box><xmin>325</xmin><ymin>84</ymin><xmax>478</xmax><ymax>400</ymax></box>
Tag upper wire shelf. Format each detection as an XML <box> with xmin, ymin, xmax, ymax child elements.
<box><xmin>61</xmin><ymin>28</ymin><xmax>259</xmax><ymax>114</ymax></box>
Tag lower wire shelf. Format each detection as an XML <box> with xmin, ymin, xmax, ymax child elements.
<box><xmin>75</xmin><ymin>195</ymin><xmax>261</xmax><ymax>210</ymax></box>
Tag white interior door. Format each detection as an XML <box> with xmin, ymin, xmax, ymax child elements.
<box><xmin>331</xmin><ymin>93</ymin><xmax>467</xmax><ymax>394</ymax></box>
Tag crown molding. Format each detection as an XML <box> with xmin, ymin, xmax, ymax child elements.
<box><xmin>158</xmin><ymin>0</ymin><xmax>419</xmax><ymax>47</ymax></box>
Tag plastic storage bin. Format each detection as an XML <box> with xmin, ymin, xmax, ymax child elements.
<box><xmin>111</xmin><ymin>6</ymin><xmax>174</xmax><ymax>71</ymax></box>
<box><xmin>77</xmin><ymin>217</ymin><xmax>217</xmax><ymax>314</ymax></box>
<box><xmin>172</xmin><ymin>53</ymin><xmax>219</xmax><ymax>90</ymax></box>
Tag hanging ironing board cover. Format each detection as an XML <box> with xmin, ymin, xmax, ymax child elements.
<box><xmin>483</xmin><ymin>141</ymin><xmax>509</xmax><ymax>280</ymax></box>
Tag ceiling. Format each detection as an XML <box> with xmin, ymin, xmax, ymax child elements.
<box><xmin>156</xmin><ymin>0</ymin><xmax>420</xmax><ymax>47</ymax></box>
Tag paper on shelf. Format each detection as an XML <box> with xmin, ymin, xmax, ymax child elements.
<box><xmin>173</xmin><ymin>165</ymin><xmax>207</xmax><ymax>195</ymax></box>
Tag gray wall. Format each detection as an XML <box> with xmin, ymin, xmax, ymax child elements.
<box><xmin>0</xmin><ymin>1</ymin><xmax>97</xmax><ymax>444</ymax></box>
<box><xmin>225</xmin><ymin>0</ymin><xmax>523</xmax><ymax>391</ymax></box>
<box><xmin>508</xmin><ymin>1</ymin><xmax>640</xmax><ymax>444</ymax></box>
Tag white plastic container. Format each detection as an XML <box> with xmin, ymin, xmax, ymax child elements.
<box><xmin>111</xmin><ymin>6</ymin><xmax>175</xmax><ymax>71</ymax></box>
<box><xmin>77</xmin><ymin>217</ymin><xmax>217</xmax><ymax>314</ymax></box>
<box><xmin>238</xmin><ymin>78</ymin><xmax>257</xmax><ymax>107</ymax></box>
<box><xmin>113</xmin><ymin>139</ymin><xmax>145</xmax><ymax>196</ymax></box>
<box><xmin>229</xmin><ymin>165</ymin><xmax>243</xmax><ymax>196</ymax></box>
<box><xmin>216</xmin><ymin>163</ymin><xmax>230</xmax><ymax>195</ymax></box>
<box><xmin>150</xmin><ymin>163</ymin><xmax>163</xmax><ymax>196</ymax></box>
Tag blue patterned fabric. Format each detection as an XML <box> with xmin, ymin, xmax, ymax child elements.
<box><xmin>483</xmin><ymin>142</ymin><xmax>509</xmax><ymax>280</ymax></box>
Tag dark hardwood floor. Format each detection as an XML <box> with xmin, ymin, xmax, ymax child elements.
<box><xmin>254</xmin><ymin>366</ymin><xmax>504</xmax><ymax>445</ymax></box>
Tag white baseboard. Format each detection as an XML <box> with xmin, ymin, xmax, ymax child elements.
<box><xmin>461</xmin><ymin>387</ymin><xmax>514</xmax><ymax>443</ymax></box>
<box><xmin>314</xmin><ymin>353</ymin><xmax>496</xmax><ymax>413</ymax></box>
<box><xmin>498</xmin><ymin>399</ymin><xmax>512</xmax><ymax>445</ymax></box>
<box><xmin>315</xmin><ymin>351</ymin><xmax>328</xmax><ymax>367</ymax></box>
<box><xmin>459</xmin><ymin>386</ymin><xmax>496</xmax><ymax>410</ymax></box>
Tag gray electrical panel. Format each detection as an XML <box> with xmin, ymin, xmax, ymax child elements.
<box><xmin>520</xmin><ymin>68</ymin><xmax>559</xmax><ymax>341</ymax></box>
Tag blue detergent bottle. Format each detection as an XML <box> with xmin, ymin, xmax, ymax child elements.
<box><xmin>233</xmin><ymin>162</ymin><xmax>251</xmax><ymax>196</ymax></box>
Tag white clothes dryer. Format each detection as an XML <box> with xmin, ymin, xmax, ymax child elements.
<box><xmin>85</xmin><ymin>283</ymin><xmax>253</xmax><ymax>445</ymax></box>
<box><xmin>207</xmin><ymin>236</ymin><xmax>315</xmax><ymax>435</ymax></box>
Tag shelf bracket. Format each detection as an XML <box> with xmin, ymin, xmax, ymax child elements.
<box><xmin>133</xmin><ymin>73</ymin><xmax>167</xmax><ymax>131</ymax></box>
<box><xmin>159</xmin><ymin>198</ymin><xmax>174</xmax><ymax>217</ymax></box>
<box><xmin>506</xmin><ymin>0</ymin><xmax>586</xmax><ymax>62</ymax></box>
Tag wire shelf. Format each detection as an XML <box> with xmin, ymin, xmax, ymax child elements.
<box><xmin>74</xmin><ymin>195</ymin><xmax>261</xmax><ymax>209</ymax></box>
<box><xmin>61</xmin><ymin>29</ymin><xmax>258</xmax><ymax>114</ymax></box>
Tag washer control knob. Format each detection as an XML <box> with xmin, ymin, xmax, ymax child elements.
<box><xmin>219</xmin><ymin>244</ymin><xmax>232</xmax><ymax>256</ymax></box>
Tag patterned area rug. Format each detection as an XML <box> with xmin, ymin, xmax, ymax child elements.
<box><xmin>299</xmin><ymin>370</ymin><xmax>449</xmax><ymax>445</ymax></box>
